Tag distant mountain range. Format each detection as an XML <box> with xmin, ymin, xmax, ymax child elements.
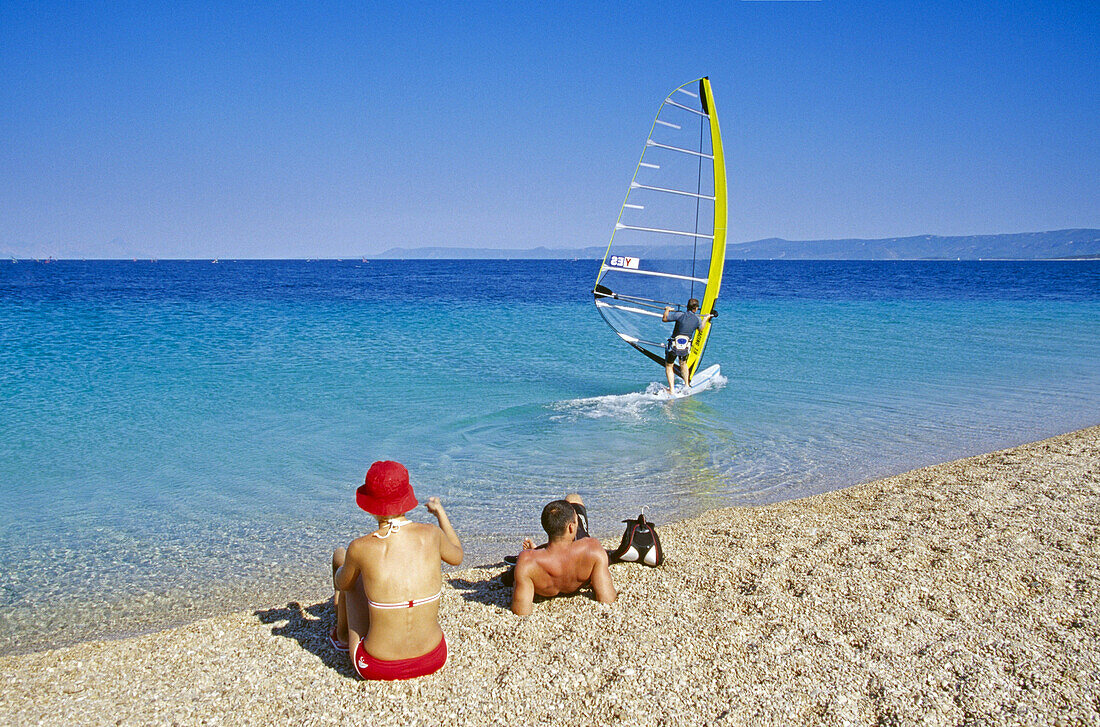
<box><xmin>6</xmin><ymin>229</ymin><xmax>1098</xmax><ymax>261</ymax></box>
<box><xmin>2</xmin><ymin>237</ymin><xmax>153</xmax><ymax>261</ymax></box>
<box><xmin>370</xmin><ymin>229</ymin><xmax>1100</xmax><ymax>261</ymax></box>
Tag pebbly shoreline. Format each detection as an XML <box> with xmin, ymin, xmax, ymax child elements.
<box><xmin>1</xmin><ymin>426</ymin><xmax>1097</xmax><ymax>726</ymax></box>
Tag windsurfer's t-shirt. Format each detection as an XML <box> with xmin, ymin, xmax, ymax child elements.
<box><xmin>668</xmin><ymin>311</ymin><xmax>703</xmax><ymax>339</ymax></box>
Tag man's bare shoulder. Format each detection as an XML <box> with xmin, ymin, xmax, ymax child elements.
<box><xmin>515</xmin><ymin>547</ymin><xmax>564</xmax><ymax>581</ymax></box>
<box><xmin>576</xmin><ymin>537</ymin><xmax>608</xmax><ymax>560</ymax></box>
<box><xmin>514</xmin><ymin>547</ymin><xmax>546</xmax><ymax>569</ymax></box>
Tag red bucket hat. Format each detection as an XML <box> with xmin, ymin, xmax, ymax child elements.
<box><xmin>356</xmin><ymin>461</ymin><xmax>418</xmax><ymax>518</ymax></box>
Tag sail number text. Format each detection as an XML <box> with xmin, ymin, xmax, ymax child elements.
<box><xmin>609</xmin><ymin>256</ymin><xmax>640</xmax><ymax>269</ymax></box>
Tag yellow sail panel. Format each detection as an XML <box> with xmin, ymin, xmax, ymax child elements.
<box><xmin>687</xmin><ymin>77</ymin><xmax>727</xmax><ymax>378</ymax></box>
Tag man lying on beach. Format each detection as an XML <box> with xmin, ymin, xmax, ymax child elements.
<box><xmin>330</xmin><ymin>460</ymin><xmax>463</xmax><ymax>680</ymax></box>
<box><xmin>509</xmin><ymin>494</ymin><xmax>617</xmax><ymax>616</ymax></box>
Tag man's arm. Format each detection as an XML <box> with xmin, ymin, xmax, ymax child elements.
<box><xmin>662</xmin><ymin>306</ymin><xmax>673</xmax><ymax>322</ymax></box>
<box><xmin>587</xmin><ymin>544</ymin><xmax>617</xmax><ymax>604</ymax></box>
<box><xmin>510</xmin><ymin>562</ymin><xmax>536</xmax><ymax>616</ymax></box>
<box><xmin>426</xmin><ymin>497</ymin><xmax>463</xmax><ymax>565</ymax></box>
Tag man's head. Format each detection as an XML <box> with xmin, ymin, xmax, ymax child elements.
<box><xmin>541</xmin><ymin>500</ymin><xmax>578</xmax><ymax>541</ymax></box>
<box><xmin>687</xmin><ymin>298</ymin><xmax>700</xmax><ymax>312</ymax></box>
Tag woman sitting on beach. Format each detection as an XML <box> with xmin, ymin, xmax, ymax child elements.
<box><xmin>330</xmin><ymin>460</ymin><xmax>463</xmax><ymax>680</ymax></box>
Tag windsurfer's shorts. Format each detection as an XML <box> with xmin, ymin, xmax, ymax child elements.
<box><xmin>665</xmin><ymin>336</ymin><xmax>691</xmax><ymax>364</ymax></box>
<box><xmin>353</xmin><ymin>634</ymin><xmax>447</xmax><ymax>681</ymax></box>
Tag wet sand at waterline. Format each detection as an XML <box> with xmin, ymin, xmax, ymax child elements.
<box><xmin>1</xmin><ymin>426</ymin><xmax>1097</xmax><ymax>726</ymax></box>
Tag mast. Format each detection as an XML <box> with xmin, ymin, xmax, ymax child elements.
<box><xmin>685</xmin><ymin>77</ymin><xmax>727</xmax><ymax>378</ymax></box>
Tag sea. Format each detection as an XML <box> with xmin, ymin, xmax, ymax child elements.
<box><xmin>1</xmin><ymin>258</ymin><xmax>1098</xmax><ymax>654</ymax></box>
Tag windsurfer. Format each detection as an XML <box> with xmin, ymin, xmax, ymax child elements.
<box><xmin>662</xmin><ymin>298</ymin><xmax>716</xmax><ymax>394</ymax></box>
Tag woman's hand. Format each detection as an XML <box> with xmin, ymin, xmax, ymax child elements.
<box><xmin>428</xmin><ymin>497</ymin><xmax>464</xmax><ymax>565</ymax></box>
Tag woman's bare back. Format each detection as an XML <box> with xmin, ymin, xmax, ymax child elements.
<box><xmin>353</xmin><ymin>522</ymin><xmax>445</xmax><ymax>659</ymax></box>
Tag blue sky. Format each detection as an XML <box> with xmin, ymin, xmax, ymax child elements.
<box><xmin>2</xmin><ymin>1</ymin><xmax>1097</xmax><ymax>258</ymax></box>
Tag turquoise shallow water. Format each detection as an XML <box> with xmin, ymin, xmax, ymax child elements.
<box><xmin>1</xmin><ymin>259</ymin><xmax>1098</xmax><ymax>652</ymax></box>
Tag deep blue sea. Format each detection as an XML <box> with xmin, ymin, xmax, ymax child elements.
<box><xmin>1</xmin><ymin>259</ymin><xmax>1098</xmax><ymax>653</ymax></box>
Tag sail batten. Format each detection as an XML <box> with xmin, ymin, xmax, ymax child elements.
<box><xmin>594</xmin><ymin>289</ymin><xmax>685</xmax><ymax>310</ymax></box>
<box><xmin>595</xmin><ymin>301</ymin><xmax>666</xmax><ymax>318</ymax></box>
<box><xmin>645</xmin><ymin>140</ymin><xmax>714</xmax><ymax>158</ymax></box>
<box><xmin>630</xmin><ymin>181</ymin><xmax>715</xmax><ymax>200</ymax></box>
<box><xmin>593</xmin><ymin>77</ymin><xmax>728</xmax><ymax>380</ymax></box>
<box><xmin>614</xmin><ymin>223</ymin><xmax>714</xmax><ymax>239</ymax></box>
<box><xmin>664</xmin><ymin>99</ymin><xmax>708</xmax><ymax>116</ymax></box>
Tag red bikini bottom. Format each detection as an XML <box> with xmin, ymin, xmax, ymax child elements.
<box><xmin>353</xmin><ymin>634</ymin><xmax>447</xmax><ymax>681</ymax></box>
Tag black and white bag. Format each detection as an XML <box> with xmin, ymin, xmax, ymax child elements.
<box><xmin>609</xmin><ymin>513</ymin><xmax>664</xmax><ymax>566</ymax></box>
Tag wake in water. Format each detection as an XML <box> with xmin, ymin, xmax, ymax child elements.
<box><xmin>550</xmin><ymin>372</ymin><xmax>728</xmax><ymax>420</ymax></box>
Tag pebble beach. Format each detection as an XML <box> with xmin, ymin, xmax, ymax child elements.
<box><xmin>1</xmin><ymin>425</ymin><xmax>1097</xmax><ymax>726</ymax></box>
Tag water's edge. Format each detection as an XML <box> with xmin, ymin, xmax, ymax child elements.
<box><xmin>5</xmin><ymin>421</ymin><xmax>1094</xmax><ymax>657</ymax></box>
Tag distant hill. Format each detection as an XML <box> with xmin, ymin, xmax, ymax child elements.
<box><xmin>369</xmin><ymin>229</ymin><xmax>1100</xmax><ymax>261</ymax></box>
<box><xmin>3</xmin><ymin>237</ymin><xmax>151</xmax><ymax>261</ymax></box>
<box><xmin>366</xmin><ymin>245</ymin><xmax>605</xmax><ymax>260</ymax></box>
<box><xmin>7</xmin><ymin>229</ymin><xmax>1097</xmax><ymax>261</ymax></box>
<box><xmin>725</xmin><ymin>229</ymin><xmax>1100</xmax><ymax>260</ymax></box>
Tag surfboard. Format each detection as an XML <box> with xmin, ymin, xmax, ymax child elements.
<box><xmin>591</xmin><ymin>78</ymin><xmax>728</xmax><ymax>391</ymax></box>
<box><xmin>658</xmin><ymin>363</ymin><xmax>722</xmax><ymax>400</ymax></box>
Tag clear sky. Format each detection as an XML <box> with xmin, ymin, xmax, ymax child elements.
<box><xmin>2</xmin><ymin>1</ymin><xmax>1097</xmax><ymax>258</ymax></box>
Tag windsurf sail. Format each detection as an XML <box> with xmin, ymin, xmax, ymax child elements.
<box><xmin>593</xmin><ymin>77</ymin><xmax>727</xmax><ymax>380</ymax></box>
